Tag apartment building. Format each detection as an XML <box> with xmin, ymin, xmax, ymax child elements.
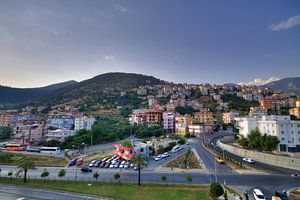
<box><xmin>162</xmin><ymin>111</ymin><xmax>176</xmax><ymax>133</ymax></box>
<box><xmin>175</xmin><ymin>115</ymin><xmax>192</xmax><ymax>136</ymax></box>
<box><xmin>45</xmin><ymin>129</ymin><xmax>75</xmax><ymax>141</ymax></box>
<box><xmin>188</xmin><ymin>124</ymin><xmax>213</xmax><ymax>137</ymax></box>
<box><xmin>259</xmin><ymin>97</ymin><xmax>275</xmax><ymax>110</ymax></box>
<box><xmin>193</xmin><ymin>111</ymin><xmax>213</xmax><ymax>125</ymax></box>
<box><xmin>222</xmin><ymin>112</ymin><xmax>239</xmax><ymax>124</ymax></box>
<box><xmin>12</xmin><ymin>122</ymin><xmax>44</xmax><ymax>145</ymax></box>
<box><xmin>235</xmin><ymin>115</ymin><xmax>300</xmax><ymax>152</ymax></box>
<box><xmin>74</xmin><ymin>116</ymin><xmax>96</xmax><ymax>131</ymax></box>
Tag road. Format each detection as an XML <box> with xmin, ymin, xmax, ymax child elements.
<box><xmin>208</xmin><ymin>131</ymin><xmax>300</xmax><ymax>174</ymax></box>
<box><xmin>0</xmin><ymin>184</ymin><xmax>105</xmax><ymax>200</ymax></box>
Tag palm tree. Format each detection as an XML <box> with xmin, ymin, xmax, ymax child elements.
<box><xmin>58</xmin><ymin>169</ymin><xmax>66</xmax><ymax>181</ymax></box>
<box><xmin>132</xmin><ymin>154</ymin><xmax>144</xmax><ymax>186</ymax></box>
<box><xmin>17</xmin><ymin>158</ymin><xmax>36</xmax><ymax>182</ymax></box>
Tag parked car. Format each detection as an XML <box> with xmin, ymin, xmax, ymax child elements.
<box><xmin>89</xmin><ymin>160</ymin><xmax>98</xmax><ymax>167</ymax></box>
<box><xmin>105</xmin><ymin>162</ymin><xmax>111</xmax><ymax>168</ymax></box>
<box><xmin>80</xmin><ymin>166</ymin><xmax>92</xmax><ymax>172</ymax></box>
<box><xmin>68</xmin><ymin>158</ymin><xmax>77</xmax><ymax>167</ymax></box>
<box><xmin>253</xmin><ymin>189</ymin><xmax>266</xmax><ymax>200</ymax></box>
<box><xmin>99</xmin><ymin>162</ymin><xmax>106</xmax><ymax>168</ymax></box>
<box><xmin>124</xmin><ymin>162</ymin><xmax>130</xmax><ymax>169</ymax></box>
<box><xmin>109</xmin><ymin>164</ymin><xmax>115</xmax><ymax>168</ymax></box>
<box><xmin>114</xmin><ymin>162</ymin><xmax>120</xmax><ymax>168</ymax></box>
<box><xmin>291</xmin><ymin>173</ymin><xmax>300</xmax><ymax>178</ymax></box>
<box><xmin>274</xmin><ymin>190</ymin><xmax>289</xmax><ymax>200</ymax></box>
<box><xmin>162</xmin><ymin>152</ymin><xmax>169</xmax><ymax>158</ymax></box>
<box><xmin>94</xmin><ymin>160</ymin><xmax>102</xmax><ymax>167</ymax></box>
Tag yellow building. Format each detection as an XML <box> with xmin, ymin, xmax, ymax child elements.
<box><xmin>175</xmin><ymin>115</ymin><xmax>192</xmax><ymax>136</ymax></box>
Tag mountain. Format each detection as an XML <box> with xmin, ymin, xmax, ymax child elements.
<box><xmin>0</xmin><ymin>80</ymin><xmax>78</xmax><ymax>104</ymax></box>
<box><xmin>262</xmin><ymin>77</ymin><xmax>300</xmax><ymax>95</ymax></box>
<box><xmin>45</xmin><ymin>72</ymin><xmax>164</xmax><ymax>104</ymax></box>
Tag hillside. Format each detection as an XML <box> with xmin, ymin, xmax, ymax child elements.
<box><xmin>45</xmin><ymin>72</ymin><xmax>164</xmax><ymax>104</ymax></box>
<box><xmin>0</xmin><ymin>80</ymin><xmax>77</xmax><ymax>104</ymax></box>
<box><xmin>262</xmin><ymin>77</ymin><xmax>300</xmax><ymax>95</ymax></box>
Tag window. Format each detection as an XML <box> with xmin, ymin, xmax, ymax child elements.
<box><xmin>282</xmin><ymin>138</ymin><xmax>285</xmax><ymax>141</ymax></box>
<box><xmin>281</xmin><ymin>131</ymin><xmax>284</xmax><ymax>134</ymax></box>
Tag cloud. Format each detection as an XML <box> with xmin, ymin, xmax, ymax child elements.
<box><xmin>270</xmin><ymin>14</ymin><xmax>300</xmax><ymax>31</ymax></box>
<box><xmin>104</xmin><ymin>55</ymin><xmax>116</xmax><ymax>62</ymax></box>
<box><xmin>115</xmin><ymin>5</ymin><xmax>127</xmax><ymax>13</ymax></box>
<box><xmin>238</xmin><ymin>77</ymin><xmax>281</xmax><ymax>86</ymax></box>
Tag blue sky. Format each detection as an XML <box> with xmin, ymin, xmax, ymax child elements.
<box><xmin>0</xmin><ymin>0</ymin><xmax>299</xmax><ymax>87</ymax></box>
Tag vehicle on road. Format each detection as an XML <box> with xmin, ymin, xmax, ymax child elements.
<box><xmin>291</xmin><ymin>173</ymin><xmax>300</xmax><ymax>178</ymax></box>
<box><xmin>215</xmin><ymin>156</ymin><xmax>225</xmax><ymax>164</ymax></box>
<box><xmin>253</xmin><ymin>189</ymin><xmax>266</xmax><ymax>200</ymax></box>
<box><xmin>274</xmin><ymin>190</ymin><xmax>289</xmax><ymax>200</ymax></box>
<box><xmin>80</xmin><ymin>166</ymin><xmax>92</xmax><ymax>172</ymax></box>
<box><xmin>171</xmin><ymin>145</ymin><xmax>182</xmax><ymax>153</ymax></box>
<box><xmin>154</xmin><ymin>155</ymin><xmax>162</xmax><ymax>161</ymax></box>
<box><xmin>243</xmin><ymin>157</ymin><xmax>254</xmax><ymax>163</ymax></box>
<box><xmin>162</xmin><ymin>152</ymin><xmax>169</xmax><ymax>158</ymax></box>
<box><xmin>40</xmin><ymin>147</ymin><xmax>61</xmax><ymax>154</ymax></box>
<box><xmin>94</xmin><ymin>160</ymin><xmax>101</xmax><ymax>167</ymax></box>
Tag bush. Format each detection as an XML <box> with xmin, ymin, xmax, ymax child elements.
<box><xmin>210</xmin><ymin>182</ymin><xmax>224</xmax><ymax>199</ymax></box>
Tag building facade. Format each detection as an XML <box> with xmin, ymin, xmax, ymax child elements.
<box><xmin>175</xmin><ymin>115</ymin><xmax>192</xmax><ymax>136</ymax></box>
<box><xmin>74</xmin><ymin>116</ymin><xmax>96</xmax><ymax>131</ymax></box>
<box><xmin>162</xmin><ymin>111</ymin><xmax>176</xmax><ymax>133</ymax></box>
<box><xmin>222</xmin><ymin>112</ymin><xmax>239</xmax><ymax>124</ymax></box>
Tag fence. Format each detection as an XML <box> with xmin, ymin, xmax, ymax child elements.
<box><xmin>217</xmin><ymin>140</ymin><xmax>300</xmax><ymax>170</ymax></box>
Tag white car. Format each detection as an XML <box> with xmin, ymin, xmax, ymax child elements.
<box><xmin>253</xmin><ymin>189</ymin><xmax>266</xmax><ymax>200</ymax></box>
<box><xmin>162</xmin><ymin>152</ymin><xmax>169</xmax><ymax>158</ymax></box>
<box><xmin>243</xmin><ymin>157</ymin><xmax>254</xmax><ymax>163</ymax></box>
<box><xmin>109</xmin><ymin>164</ymin><xmax>114</xmax><ymax>168</ymax></box>
<box><xmin>154</xmin><ymin>155</ymin><xmax>162</xmax><ymax>161</ymax></box>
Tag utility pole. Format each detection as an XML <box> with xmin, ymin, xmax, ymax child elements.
<box><xmin>90</xmin><ymin>134</ymin><xmax>93</xmax><ymax>146</ymax></box>
<box><xmin>214</xmin><ymin>159</ymin><xmax>217</xmax><ymax>183</ymax></box>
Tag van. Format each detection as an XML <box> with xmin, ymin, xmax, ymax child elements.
<box><xmin>253</xmin><ymin>189</ymin><xmax>266</xmax><ymax>200</ymax></box>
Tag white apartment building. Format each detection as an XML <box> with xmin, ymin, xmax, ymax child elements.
<box><xmin>235</xmin><ymin>115</ymin><xmax>300</xmax><ymax>152</ymax></box>
<box><xmin>74</xmin><ymin>116</ymin><xmax>96</xmax><ymax>131</ymax></box>
<box><xmin>45</xmin><ymin>129</ymin><xmax>75</xmax><ymax>141</ymax></box>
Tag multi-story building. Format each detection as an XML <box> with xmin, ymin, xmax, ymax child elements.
<box><xmin>74</xmin><ymin>116</ymin><xmax>96</xmax><ymax>131</ymax></box>
<box><xmin>162</xmin><ymin>111</ymin><xmax>176</xmax><ymax>133</ymax></box>
<box><xmin>46</xmin><ymin>114</ymin><xmax>75</xmax><ymax>130</ymax></box>
<box><xmin>45</xmin><ymin>129</ymin><xmax>75</xmax><ymax>141</ymax></box>
<box><xmin>129</xmin><ymin>113</ymin><xmax>147</xmax><ymax>126</ymax></box>
<box><xmin>235</xmin><ymin>115</ymin><xmax>300</xmax><ymax>152</ymax></box>
<box><xmin>146</xmin><ymin>110</ymin><xmax>162</xmax><ymax>126</ymax></box>
<box><xmin>0</xmin><ymin>112</ymin><xmax>17</xmax><ymax>127</ymax></box>
<box><xmin>249</xmin><ymin>107</ymin><xmax>268</xmax><ymax>118</ymax></box>
<box><xmin>175</xmin><ymin>115</ymin><xmax>192</xmax><ymax>136</ymax></box>
<box><xmin>222</xmin><ymin>112</ymin><xmax>239</xmax><ymax>124</ymax></box>
<box><xmin>259</xmin><ymin>97</ymin><xmax>275</xmax><ymax>110</ymax></box>
<box><xmin>188</xmin><ymin>124</ymin><xmax>213</xmax><ymax>137</ymax></box>
<box><xmin>12</xmin><ymin>122</ymin><xmax>44</xmax><ymax>145</ymax></box>
<box><xmin>289</xmin><ymin>97</ymin><xmax>300</xmax><ymax>119</ymax></box>
<box><xmin>193</xmin><ymin>111</ymin><xmax>213</xmax><ymax>125</ymax></box>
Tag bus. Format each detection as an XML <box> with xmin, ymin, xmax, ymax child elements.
<box><xmin>4</xmin><ymin>144</ymin><xmax>26</xmax><ymax>151</ymax></box>
<box><xmin>40</xmin><ymin>147</ymin><xmax>61</xmax><ymax>154</ymax></box>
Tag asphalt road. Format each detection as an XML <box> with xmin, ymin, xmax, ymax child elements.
<box><xmin>208</xmin><ymin>131</ymin><xmax>300</xmax><ymax>174</ymax></box>
<box><xmin>0</xmin><ymin>184</ymin><xmax>105</xmax><ymax>200</ymax></box>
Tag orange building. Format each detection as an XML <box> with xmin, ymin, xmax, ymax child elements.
<box><xmin>193</xmin><ymin>111</ymin><xmax>213</xmax><ymax>125</ymax></box>
<box><xmin>259</xmin><ymin>97</ymin><xmax>275</xmax><ymax>110</ymax></box>
<box><xmin>146</xmin><ymin>110</ymin><xmax>162</xmax><ymax>126</ymax></box>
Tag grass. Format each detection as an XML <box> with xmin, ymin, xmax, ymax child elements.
<box><xmin>0</xmin><ymin>178</ymin><xmax>211</xmax><ymax>200</ymax></box>
<box><xmin>164</xmin><ymin>150</ymin><xmax>202</xmax><ymax>169</ymax></box>
<box><xmin>290</xmin><ymin>188</ymin><xmax>300</xmax><ymax>200</ymax></box>
<box><xmin>0</xmin><ymin>152</ymin><xmax>67</xmax><ymax>167</ymax></box>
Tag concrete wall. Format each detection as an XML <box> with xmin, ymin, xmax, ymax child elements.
<box><xmin>217</xmin><ymin>140</ymin><xmax>300</xmax><ymax>170</ymax></box>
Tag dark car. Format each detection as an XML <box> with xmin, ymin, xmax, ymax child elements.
<box><xmin>291</xmin><ymin>173</ymin><xmax>300</xmax><ymax>178</ymax></box>
<box><xmin>275</xmin><ymin>190</ymin><xmax>290</xmax><ymax>200</ymax></box>
<box><xmin>99</xmin><ymin>162</ymin><xmax>106</xmax><ymax>168</ymax></box>
<box><xmin>68</xmin><ymin>159</ymin><xmax>77</xmax><ymax>167</ymax></box>
<box><xmin>80</xmin><ymin>166</ymin><xmax>92</xmax><ymax>172</ymax></box>
<box><xmin>94</xmin><ymin>160</ymin><xmax>102</xmax><ymax>167</ymax></box>
<box><xmin>105</xmin><ymin>162</ymin><xmax>111</xmax><ymax>168</ymax></box>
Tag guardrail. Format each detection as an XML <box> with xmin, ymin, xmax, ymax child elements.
<box><xmin>217</xmin><ymin>140</ymin><xmax>300</xmax><ymax>170</ymax></box>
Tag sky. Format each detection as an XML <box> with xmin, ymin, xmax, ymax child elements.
<box><xmin>0</xmin><ymin>0</ymin><xmax>300</xmax><ymax>88</ymax></box>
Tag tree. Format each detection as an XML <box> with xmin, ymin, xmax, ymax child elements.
<box><xmin>121</xmin><ymin>141</ymin><xmax>132</xmax><ymax>148</ymax></box>
<box><xmin>58</xmin><ymin>169</ymin><xmax>66</xmax><ymax>181</ymax></box>
<box><xmin>132</xmin><ymin>154</ymin><xmax>144</xmax><ymax>186</ymax></box>
<box><xmin>41</xmin><ymin>169</ymin><xmax>49</xmax><ymax>180</ymax></box>
<box><xmin>247</xmin><ymin>128</ymin><xmax>262</xmax><ymax>150</ymax></box>
<box><xmin>186</xmin><ymin>175</ymin><xmax>192</xmax><ymax>185</ymax></box>
<box><xmin>113</xmin><ymin>172</ymin><xmax>120</xmax><ymax>183</ymax></box>
<box><xmin>16</xmin><ymin>158</ymin><xmax>36</xmax><ymax>182</ymax></box>
<box><xmin>237</xmin><ymin>135</ymin><xmax>249</xmax><ymax>148</ymax></box>
<box><xmin>161</xmin><ymin>175</ymin><xmax>167</xmax><ymax>184</ymax></box>
<box><xmin>93</xmin><ymin>171</ymin><xmax>99</xmax><ymax>182</ymax></box>
<box><xmin>210</xmin><ymin>182</ymin><xmax>224</xmax><ymax>199</ymax></box>
<box><xmin>0</xmin><ymin>127</ymin><xmax>12</xmax><ymax>141</ymax></box>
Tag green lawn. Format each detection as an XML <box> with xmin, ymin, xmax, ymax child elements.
<box><xmin>164</xmin><ymin>150</ymin><xmax>202</xmax><ymax>169</ymax></box>
<box><xmin>0</xmin><ymin>152</ymin><xmax>67</xmax><ymax>167</ymax></box>
<box><xmin>0</xmin><ymin>178</ymin><xmax>211</xmax><ymax>200</ymax></box>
